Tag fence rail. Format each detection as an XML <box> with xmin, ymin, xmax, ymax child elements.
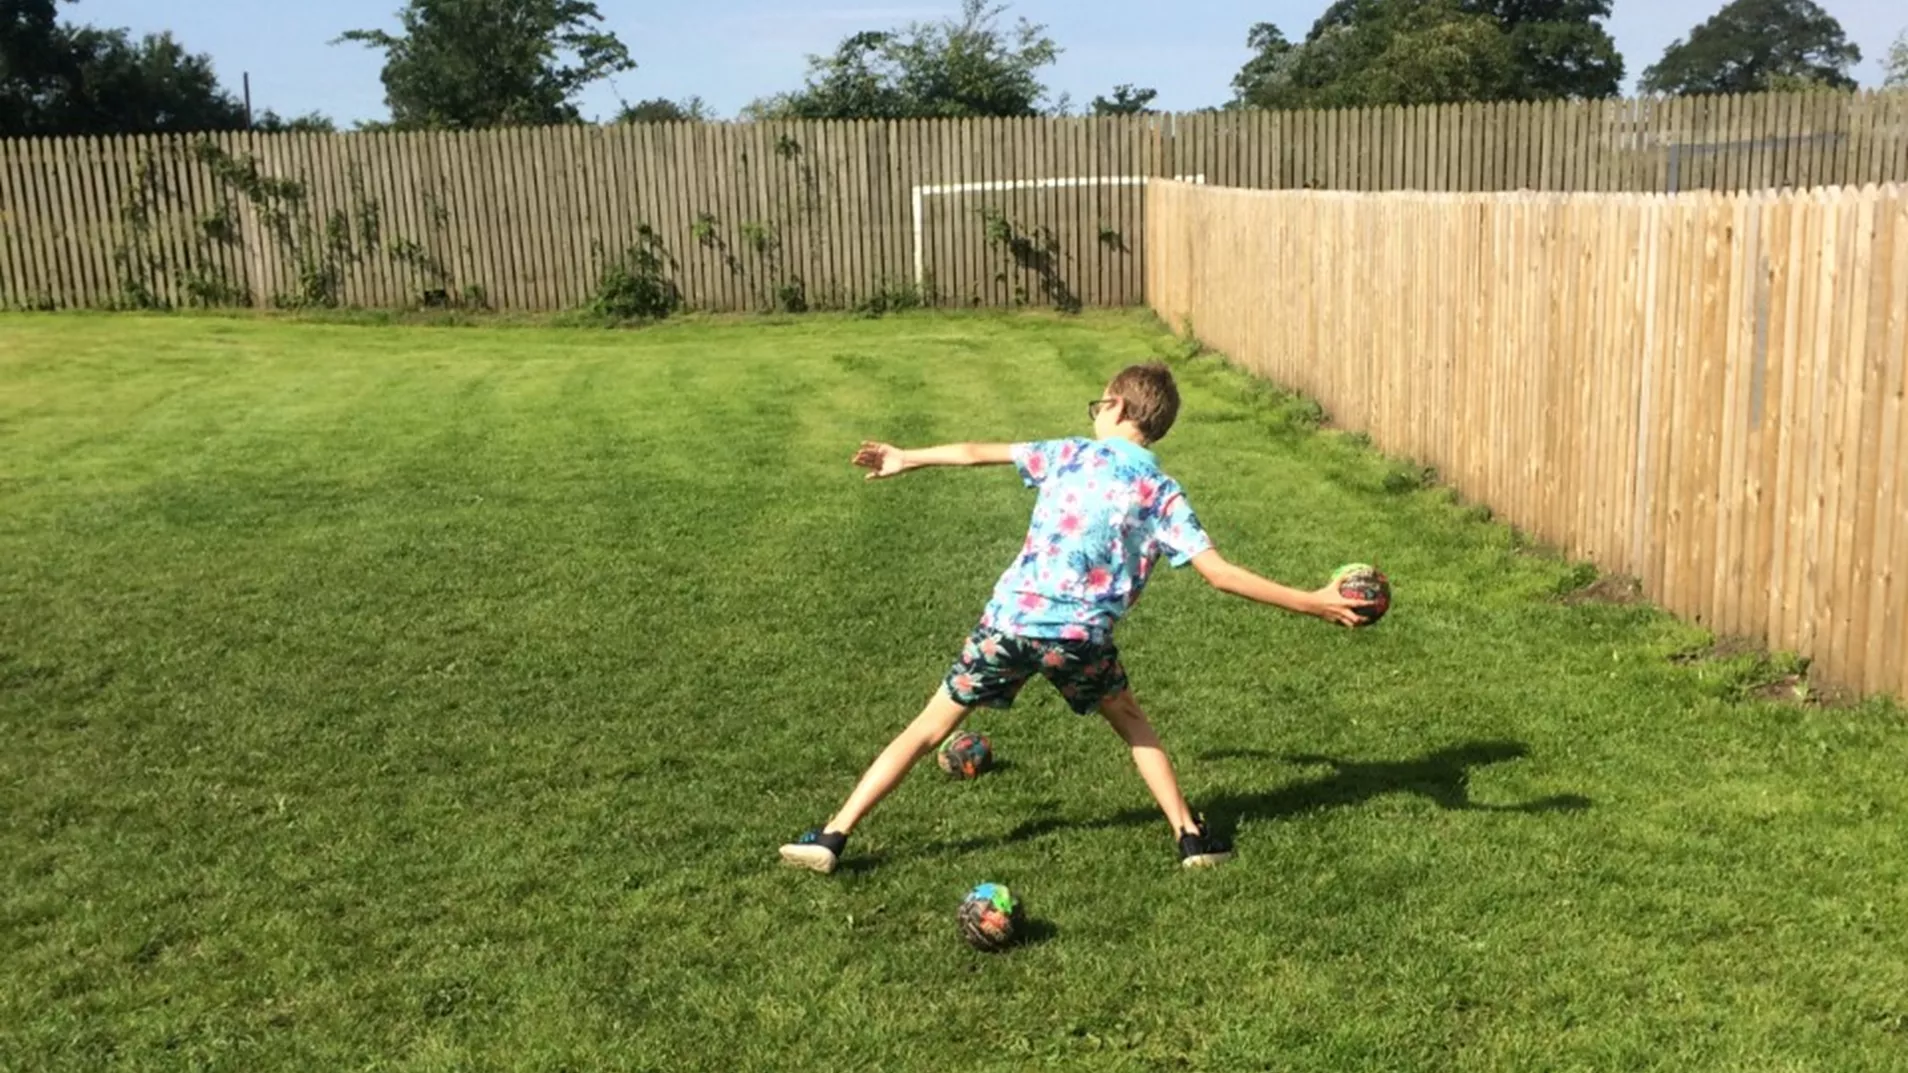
<box><xmin>1</xmin><ymin>91</ymin><xmax>1905</xmax><ymax>313</ymax></box>
<box><xmin>1147</xmin><ymin>179</ymin><xmax>1908</xmax><ymax>702</ymax></box>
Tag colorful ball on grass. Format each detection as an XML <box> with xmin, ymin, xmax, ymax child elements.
<box><xmin>958</xmin><ymin>882</ymin><xmax>1021</xmax><ymax>952</ymax></box>
<box><xmin>1332</xmin><ymin>562</ymin><xmax>1392</xmax><ymax>624</ymax></box>
<box><xmin>937</xmin><ymin>731</ymin><xmax>994</xmax><ymax>779</ymax></box>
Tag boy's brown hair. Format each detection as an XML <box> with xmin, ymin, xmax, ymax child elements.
<box><xmin>1108</xmin><ymin>362</ymin><xmax>1181</xmax><ymax>443</ymax></box>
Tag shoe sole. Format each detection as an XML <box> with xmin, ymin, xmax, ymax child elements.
<box><xmin>780</xmin><ymin>844</ymin><xmax>838</xmax><ymax>874</ymax></box>
<box><xmin>1181</xmin><ymin>850</ymin><xmax>1234</xmax><ymax>869</ymax></box>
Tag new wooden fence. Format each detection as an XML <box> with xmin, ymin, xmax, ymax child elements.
<box><xmin>1147</xmin><ymin>179</ymin><xmax>1908</xmax><ymax>702</ymax></box>
<box><xmin>1</xmin><ymin>91</ymin><xmax>1906</xmax><ymax>313</ymax></box>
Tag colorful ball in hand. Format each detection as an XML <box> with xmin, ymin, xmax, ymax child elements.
<box><xmin>958</xmin><ymin>882</ymin><xmax>1021</xmax><ymax>951</ymax></box>
<box><xmin>1332</xmin><ymin>562</ymin><xmax>1391</xmax><ymax>624</ymax></box>
<box><xmin>938</xmin><ymin>731</ymin><xmax>994</xmax><ymax>779</ymax></box>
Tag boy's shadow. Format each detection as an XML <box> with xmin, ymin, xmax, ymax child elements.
<box><xmin>929</xmin><ymin>740</ymin><xmax>1590</xmax><ymax>854</ymax></box>
<box><xmin>1197</xmin><ymin>740</ymin><xmax>1592</xmax><ymax>834</ymax></box>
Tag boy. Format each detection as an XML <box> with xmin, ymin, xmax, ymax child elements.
<box><xmin>780</xmin><ymin>362</ymin><xmax>1373</xmax><ymax>872</ymax></box>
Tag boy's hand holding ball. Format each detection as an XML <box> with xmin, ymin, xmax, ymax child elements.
<box><xmin>1321</xmin><ymin>563</ymin><xmax>1390</xmax><ymax>627</ymax></box>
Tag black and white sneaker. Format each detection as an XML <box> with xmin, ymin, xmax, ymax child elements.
<box><xmin>780</xmin><ymin>828</ymin><xmax>847</xmax><ymax>873</ymax></box>
<box><xmin>1177</xmin><ymin>815</ymin><xmax>1233</xmax><ymax>868</ymax></box>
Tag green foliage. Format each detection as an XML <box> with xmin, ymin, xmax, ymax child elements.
<box><xmin>110</xmin><ymin>152</ymin><xmax>168</xmax><ymax>309</ymax></box>
<box><xmin>1368</xmin><ymin>4</ymin><xmax>1520</xmax><ymax>104</ymax></box>
<box><xmin>253</xmin><ymin>109</ymin><xmax>338</xmax><ymax>132</ymax></box>
<box><xmin>615</xmin><ymin>95</ymin><xmax>712</xmax><ymax>123</ymax></box>
<box><xmin>185</xmin><ymin>141</ymin><xmax>374</xmax><ymax>309</ymax></box>
<box><xmin>1231</xmin><ymin>22</ymin><xmax>1299</xmax><ymax>108</ymax></box>
<box><xmin>1232</xmin><ymin>0</ymin><xmax>1621</xmax><ymax>109</ymax></box>
<box><xmin>1089</xmin><ymin>83</ymin><xmax>1158</xmax><ymax>115</ymax></box>
<box><xmin>195</xmin><ymin>141</ymin><xmax>306</xmax><ymax>214</ymax></box>
<box><xmin>1763</xmin><ymin>72</ymin><xmax>1855</xmax><ymax>93</ymax></box>
<box><xmin>979</xmin><ymin>206</ymin><xmax>1080</xmax><ymax>313</ymax></box>
<box><xmin>196</xmin><ymin>202</ymin><xmax>240</xmax><ymax>246</ymax></box>
<box><xmin>687</xmin><ymin>213</ymin><xmax>803</xmax><ymax>312</ymax></box>
<box><xmin>176</xmin><ymin>265</ymin><xmax>250</xmax><ymax>307</ymax></box>
<box><xmin>1884</xmin><ymin>27</ymin><xmax>1906</xmax><ymax>88</ymax></box>
<box><xmin>1380</xmin><ymin>460</ymin><xmax>1437</xmax><ymax>494</ymax></box>
<box><xmin>1470</xmin><ymin>0</ymin><xmax>1623</xmax><ymax>100</ymax></box>
<box><xmin>852</xmin><ymin>277</ymin><xmax>937</xmax><ymax>317</ymax></box>
<box><xmin>103</xmin><ymin>138</ymin><xmax>481</xmax><ymax>311</ymax></box>
<box><xmin>776</xmin><ymin>277</ymin><xmax>809</xmax><ymax>314</ymax></box>
<box><xmin>389</xmin><ymin>238</ymin><xmax>456</xmax><ymax>298</ymax></box>
<box><xmin>0</xmin><ymin>0</ymin><xmax>248</xmax><ymax>137</ymax></box>
<box><xmin>335</xmin><ymin>0</ymin><xmax>635</xmax><ymax>130</ymax></box>
<box><xmin>739</xmin><ymin>221</ymin><xmax>779</xmax><ymax>257</ymax></box>
<box><xmin>744</xmin><ymin>0</ymin><xmax>1059</xmax><ymax>120</ymax></box>
<box><xmin>589</xmin><ymin>226</ymin><xmax>681</xmax><ymax>320</ymax></box>
<box><xmin>1235</xmin><ymin>0</ymin><xmax>1514</xmax><ymax>109</ymax></box>
<box><xmin>1639</xmin><ymin>0</ymin><xmax>1860</xmax><ymax>96</ymax></box>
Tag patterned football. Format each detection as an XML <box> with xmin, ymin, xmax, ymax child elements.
<box><xmin>1332</xmin><ymin>562</ymin><xmax>1391</xmax><ymax>624</ymax></box>
<box><xmin>958</xmin><ymin>882</ymin><xmax>1021</xmax><ymax>951</ymax></box>
<box><xmin>937</xmin><ymin>731</ymin><xmax>994</xmax><ymax>779</ymax></box>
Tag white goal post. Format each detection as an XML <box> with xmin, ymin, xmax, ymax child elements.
<box><xmin>911</xmin><ymin>174</ymin><xmax>1208</xmax><ymax>288</ymax></box>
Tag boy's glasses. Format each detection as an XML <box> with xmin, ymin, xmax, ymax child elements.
<box><xmin>1087</xmin><ymin>399</ymin><xmax>1116</xmax><ymax>419</ymax></box>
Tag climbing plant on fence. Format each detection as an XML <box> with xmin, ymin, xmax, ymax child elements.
<box><xmin>103</xmin><ymin>137</ymin><xmax>489</xmax><ymax>311</ymax></box>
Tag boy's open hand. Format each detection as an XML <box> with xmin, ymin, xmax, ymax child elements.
<box><xmin>1310</xmin><ymin>585</ymin><xmax>1378</xmax><ymax>628</ymax></box>
<box><xmin>853</xmin><ymin>441</ymin><xmax>907</xmax><ymax>480</ymax></box>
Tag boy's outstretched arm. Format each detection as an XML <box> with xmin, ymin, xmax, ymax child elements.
<box><xmin>853</xmin><ymin>441</ymin><xmax>1014</xmax><ymax>480</ymax></box>
<box><xmin>1190</xmin><ymin>548</ymin><xmax>1374</xmax><ymax>628</ymax></box>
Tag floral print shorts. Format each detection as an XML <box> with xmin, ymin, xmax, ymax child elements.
<box><xmin>943</xmin><ymin>627</ymin><xmax>1129</xmax><ymax>715</ymax></box>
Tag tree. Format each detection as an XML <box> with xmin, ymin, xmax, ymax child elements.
<box><xmin>1363</xmin><ymin>3</ymin><xmax>1519</xmax><ymax>104</ymax></box>
<box><xmin>1090</xmin><ymin>84</ymin><xmax>1157</xmax><ymax>115</ymax></box>
<box><xmin>336</xmin><ymin>0</ymin><xmax>635</xmax><ymax>130</ymax></box>
<box><xmin>615</xmin><ymin>96</ymin><xmax>712</xmax><ymax>123</ymax></box>
<box><xmin>254</xmin><ymin>109</ymin><xmax>337</xmax><ymax>132</ymax></box>
<box><xmin>1473</xmin><ymin>0</ymin><xmax>1623</xmax><ymax>99</ymax></box>
<box><xmin>1886</xmin><ymin>27</ymin><xmax>1906</xmax><ymax>88</ymax></box>
<box><xmin>1230</xmin><ymin>23</ymin><xmax>1297</xmax><ymax>106</ymax></box>
<box><xmin>745</xmin><ymin>1</ymin><xmax>1059</xmax><ymax>120</ymax></box>
<box><xmin>1639</xmin><ymin>0</ymin><xmax>1860</xmax><ymax>96</ymax></box>
<box><xmin>1</xmin><ymin>0</ymin><xmax>249</xmax><ymax>136</ymax></box>
<box><xmin>1231</xmin><ymin>0</ymin><xmax>1619</xmax><ymax>110</ymax></box>
<box><xmin>0</xmin><ymin>0</ymin><xmax>64</xmax><ymax>117</ymax></box>
<box><xmin>743</xmin><ymin>31</ymin><xmax>898</xmax><ymax>120</ymax></box>
<box><xmin>1234</xmin><ymin>0</ymin><xmax>1516</xmax><ymax>110</ymax></box>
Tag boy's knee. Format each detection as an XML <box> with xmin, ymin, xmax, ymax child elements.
<box><xmin>1097</xmin><ymin>688</ymin><xmax>1140</xmax><ymax>720</ymax></box>
<box><xmin>1097</xmin><ymin>691</ymin><xmax>1154</xmax><ymax>737</ymax></box>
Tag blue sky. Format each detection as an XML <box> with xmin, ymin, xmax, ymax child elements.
<box><xmin>75</xmin><ymin>0</ymin><xmax>1906</xmax><ymax>124</ymax></box>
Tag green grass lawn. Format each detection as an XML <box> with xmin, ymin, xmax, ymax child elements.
<box><xmin>3</xmin><ymin>310</ymin><xmax>1906</xmax><ymax>1072</ymax></box>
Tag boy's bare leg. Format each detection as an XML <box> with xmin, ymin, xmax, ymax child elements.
<box><xmin>1097</xmin><ymin>689</ymin><xmax>1199</xmax><ymax>835</ymax></box>
<box><xmin>823</xmin><ymin>687</ymin><xmax>974</xmax><ymax>835</ymax></box>
<box><xmin>782</xmin><ymin>687</ymin><xmax>974</xmax><ymax>873</ymax></box>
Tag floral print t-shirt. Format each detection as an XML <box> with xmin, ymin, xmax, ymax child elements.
<box><xmin>977</xmin><ymin>436</ymin><xmax>1213</xmax><ymax>644</ymax></box>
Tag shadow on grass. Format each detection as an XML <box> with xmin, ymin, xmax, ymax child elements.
<box><xmin>835</xmin><ymin>851</ymin><xmax>891</xmax><ymax>876</ymax></box>
<box><xmin>1197</xmin><ymin>740</ymin><xmax>1592</xmax><ymax>835</ymax></box>
<box><xmin>926</xmin><ymin>740</ymin><xmax>1591</xmax><ymax>855</ymax></box>
<box><xmin>1011</xmin><ymin>917</ymin><xmax>1058</xmax><ymax>948</ymax></box>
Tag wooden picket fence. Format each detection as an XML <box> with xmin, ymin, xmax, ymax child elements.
<box><xmin>1147</xmin><ymin>179</ymin><xmax>1908</xmax><ymax>701</ymax></box>
<box><xmin>1</xmin><ymin>90</ymin><xmax>1906</xmax><ymax>313</ymax></box>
